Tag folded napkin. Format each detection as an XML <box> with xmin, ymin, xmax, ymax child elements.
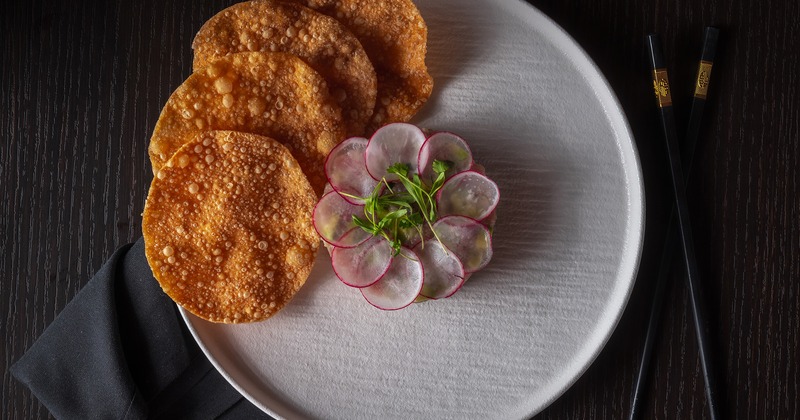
<box><xmin>11</xmin><ymin>238</ymin><xmax>273</xmax><ymax>419</ymax></box>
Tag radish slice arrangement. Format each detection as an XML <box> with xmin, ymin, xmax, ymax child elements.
<box><xmin>313</xmin><ymin>123</ymin><xmax>499</xmax><ymax>309</ymax></box>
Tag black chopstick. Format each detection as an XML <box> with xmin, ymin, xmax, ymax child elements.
<box><xmin>629</xmin><ymin>27</ymin><xmax>720</xmax><ymax>420</ymax></box>
<box><xmin>685</xmin><ymin>28</ymin><xmax>719</xmax><ymax>154</ymax></box>
<box><xmin>640</xmin><ymin>32</ymin><xmax>721</xmax><ymax>420</ymax></box>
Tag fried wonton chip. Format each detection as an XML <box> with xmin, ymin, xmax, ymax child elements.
<box><xmin>143</xmin><ymin>131</ymin><xmax>320</xmax><ymax>323</ymax></box>
<box><xmin>192</xmin><ymin>0</ymin><xmax>377</xmax><ymax>137</ymax></box>
<box><xmin>287</xmin><ymin>0</ymin><xmax>433</xmax><ymax>133</ymax></box>
<box><xmin>148</xmin><ymin>52</ymin><xmax>344</xmax><ymax>195</ymax></box>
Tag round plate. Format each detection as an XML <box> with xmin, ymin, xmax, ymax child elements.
<box><xmin>180</xmin><ymin>0</ymin><xmax>644</xmax><ymax>418</ymax></box>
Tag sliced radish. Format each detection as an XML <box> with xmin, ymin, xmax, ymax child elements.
<box><xmin>365</xmin><ymin>123</ymin><xmax>426</xmax><ymax>181</ymax></box>
<box><xmin>331</xmin><ymin>235</ymin><xmax>393</xmax><ymax>288</ymax></box>
<box><xmin>432</xmin><ymin>216</ymin><xmax>493</xmax><ymax>273</ymax></box>
<box><xmin>313</xmin><ymin>191</ymin><xmax>371</xmax><ymax>248</ymax></box>
<box><xmin>436</xmin><ymin>171</ymin><xmax>499</xmax><ymax>221</ymax></box>
<box><xmin>413</xmin><ymin>241</ymin><xmax>465</xmax><ymax>299</ymax></box>
<box><xmin>361</xmin><ymin>247</ymin><xmax>424</xmax><ymax>310</ymax></box>
<box><xmin>324</xmin><ymin>137</ymin><xmax>378</xmax><ymax>205</ymax></box>
<box><xmin>417</xmin><ymin>131</ymin><xmax>473</xmax><ymax>184</ymax></box>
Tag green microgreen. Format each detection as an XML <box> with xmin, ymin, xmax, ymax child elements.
<box><xmin>350</xmin><ymin>160</ymin><xmax>453</xmax><ymax>255</ymax></box>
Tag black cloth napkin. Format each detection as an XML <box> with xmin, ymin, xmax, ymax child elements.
<box><xmin>11</xmin><ymin>238</ymin><xmax>273</xmax><ymax>419</ymax></box>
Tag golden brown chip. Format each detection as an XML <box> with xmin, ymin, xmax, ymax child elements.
<box><xmin>143</xmin><ymin>130</ymin><xmax>320</xmax><ymax>324</ymax></box>
<box><xmin>192</xmin><ymin>0</ymin><xmax>377</xmax><ymax>138</ymax></box>
<box><xmin>287</xmin><ymin>0</ymin><xmax>433</xmax><ymax>133</ymax></box>
<box><xmin>148</xmin><ymin>52</ymin><xmax>344</xmax><ymax>195</ymax></box>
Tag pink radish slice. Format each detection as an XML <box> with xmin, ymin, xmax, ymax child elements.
<box><xmin>324</xmin><ymin>137</ymin><xmax>377</xmax><ymax>205</ymax></box>
<box><xmin>436</xmin><ymin>171</ymin><xmax>499</xmax><ymax>221</ymax></box>
<box><xmin>365</xmin><ymin>123</ymin><xmax>426</xmax><ymax>181</ymax></box>
<box><xmin>413</xmin><ymin>241</ymin><xmax>465</xmax><ymax>299</ymax></box>
<box><xmin>417</xmin><ymin>131</ymin><xmax>473</xmax><ymax>184</ymax></box>
<box><xmin>331</xmin><ymin>235</ymin><xmax>393</xmax><ymax>288</ymax></box>
<box><xmin>361</xmin><ymin>247</ymin><xmax>424</xmax><ymax>310</ymax></box>
<box><xmin>432</xmin><ymin>215</ymin><xmax>493</xmax><ymax>273</ymax></box>
<box><xmin>313</xmin><ymin>191</ymin><xmax>371</xmax><ymax>248</ymax></box>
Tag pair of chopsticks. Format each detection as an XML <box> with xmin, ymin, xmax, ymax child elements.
<box><xmin>629</xmin><ymin>28</ymin><xmax>721</xmax><ymax>420</ymax></box>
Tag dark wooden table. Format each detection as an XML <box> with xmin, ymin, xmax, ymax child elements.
<box><xmin>3</xmin><ymin>0</ymin><xmax>798</xmax><ymax>418</ymax></box>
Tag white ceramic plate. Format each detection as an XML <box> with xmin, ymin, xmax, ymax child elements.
<box><xmin>180</xmin><ymin>0</ymin><xmax>644</xmax><ymax>418</ymax></box>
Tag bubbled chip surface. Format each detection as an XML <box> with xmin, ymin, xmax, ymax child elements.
<box><xmin>148</xmin><ymin>52</ymin><xmax>344</xmax><ymax>195</ymax></box>
<box><xmin>143</xmin><ymin>131</ymin><xmax>320</xmax><ymax>324</ymax></box>
<box><xmin>192</xmin><ymin>0</ymin><xmax>377</xmax><ymax>138</ymax></box>
<box><xmin>288</xmin><ymin>0</ymin><xmax>433</xmax><ymax>133</ymax></box>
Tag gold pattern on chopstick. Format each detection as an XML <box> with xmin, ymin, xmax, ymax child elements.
<box><xmin>694</xmin><ymin>60</ymin><xmax>713</xmax><ymax>99</ymax></box>
<box><xmin>652</xmin><ymin>69</ymin><xmax>672</xmax><ymax>108</ymax></box>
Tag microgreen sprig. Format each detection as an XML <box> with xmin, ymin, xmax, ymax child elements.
<box><xmin>350</xmin><ymin>160</ymin><xmax>452</xmax><ymax>255</ymax></box>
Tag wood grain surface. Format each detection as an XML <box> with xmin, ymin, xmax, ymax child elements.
<box><xmin>2</xmin><ymin>0</ymin><xmax>798</xmax><ymax>418</ymax></box>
